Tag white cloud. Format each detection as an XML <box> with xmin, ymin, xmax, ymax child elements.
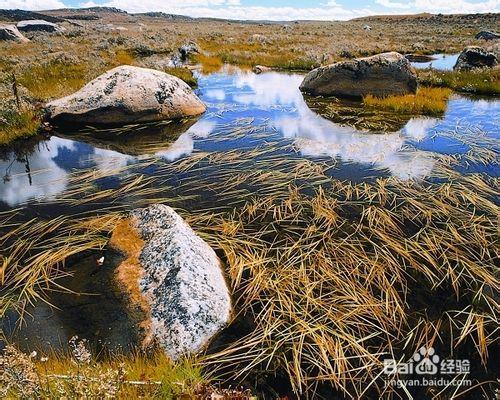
<box><xmin>233</xmin><ymin>71</ymin><xmax>436</xmax><ymax>180</ymax></box>
<box><xmin>0</xmin><ymin>0</ymin><xmax>65</xmax><ymax>10</ymax></box>
<box><xmin>413</xmin><ymin>0</ymin><xmax>499</xmax><ymax>14</ymax></box>
<box><xmin>375</xmin><ymin>0</ymin><xmax>411</xmax><ymax>9</ymax></box>
<box><xmin>72</xmin><ymin>0</ymin><xmax>371</xmax><ymax>20</ymax></box>
<box><xmin>2</xmin><ymin>0</ymin><xmax>498</xmax><ymax>23</ymax></box>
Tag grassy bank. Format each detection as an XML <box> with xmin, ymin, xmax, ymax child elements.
<box><xmin>418</xmin><ymin>68</ymin><xmax>500</xmax><ymax>95</ymax></box>
<box><xmin>0</xmin><ymin>108</ymin><xmax>41</xmax><ymax>146</ymax></box>
<box><xmin>198</xmin><ymin>40</ymin><xmax>318</xmax><ymax>71</ymax></box>
<box><xmin>0</xmin><ymin>342</ymin><xmax>253</xmax><ymax>399</ymax></box>
<box><xmin>364</xmin><ymin>87</ymin><xmax>453</xmax><ymax>115</ymax></box>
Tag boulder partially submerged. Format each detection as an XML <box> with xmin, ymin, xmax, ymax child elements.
<box><xmin>300</xmin><ymin>52</ymin><xmax>417</xmax><ymax>98</ymax></box>
<box><xmin>46</xmin><ymin>65</ymin><xmax>206</xmax><ymax>125</ymax></box>
<box><xmin>110</xmin><ymin>204</ymin><xmax>232</xmax><ymax>359</ymax></box>
<box><xmin>0</xmin><ymin>24</ymin><xmax>29</xmax><ymax>42</ymax></box>
<box><xmin>17</xmin><ymin>19</ymin><xmax>65</xmax><ymax>33</ymax></box>
<box><xmin>453</xmin><ymin>46</ymin><xmax>498</xmax><ymax>71</ymax></box>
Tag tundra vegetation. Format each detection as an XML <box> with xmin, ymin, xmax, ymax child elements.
<box><xmin>0</xmin><ymin>7</ymin><xmax>499</xmax><ymax>400</ymax></box>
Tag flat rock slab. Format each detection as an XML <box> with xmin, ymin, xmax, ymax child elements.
<box><xmin>111</xmin><ymin>205</ymin><xmax>232</xmax><ymax>360</ymax></box>
<box><xmin>46</xmin><ymin>65</ymin><xmax>206</xmax><ymax>125</ymax></box>
<box><xmin>300</xmin><ymin>52</ymin><xmax>418</xmax><ymax>98</ymax></box>
<box><xmin>0</xmin><ymin>24</ymin><xmax>30</xmax><ymax>42</ymax></box>
<box><xmin>17</xmin><ymin>19</ymin><xmax>64</xmax><ymax>33</ymax></box>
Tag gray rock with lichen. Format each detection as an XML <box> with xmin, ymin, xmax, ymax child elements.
<box><xmin>131</xmin><ymin>204</ymin><xmax>232</xmax><ymax>360</ymax></box>
<box><xmin>299</xmin><ymin>52</ymin><xmax>418</xmax><ymax>98</ymax></box>
<box><xmin>45</xmin><ymin>65</ymin><xmax>206</xmax><ymax>125</ymax></box>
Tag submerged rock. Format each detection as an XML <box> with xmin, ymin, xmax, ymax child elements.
<box><xmin>110</xmin><ymin>205</ymin><xmax>232</xmax><ymax>359</ymax></box>
<box><xmin>475</xmin><ymin>30</ymin><xmax>499</xmax><ymax>40</ymax></box>
<box><xmin>300</xmin><ymin>52</ymin><xmax>417</xmax><ymax>98</ymax></box>
<box><xmin>0</xmin><ymin>24</ymin><xmax>30</xmax><ymax>42</ymax></box>
<box><xmin>453</xmin><ymin>46</ymin><xmax>498</xmax><ymax>71</ymax></box>
<box><xmin>46</xmin><ymin>65</ymin><xmax>206</xmax><ymax>125</ymax></box>
<box><xmin>253</xmin><ymin>65</ymin><xmax>272</xmax><ymax>74</ymax></box>
<box><xmin>17</xmin><ymin>19</ymin><xmax>65</xmax><ymax>33</ymax></box>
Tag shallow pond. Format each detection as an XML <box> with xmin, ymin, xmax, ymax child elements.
<box><xmin>410</xmin><ymin>53</ymin><xmax>459</xmax><ymax>70</ymax></box>
<box><xmin>0</xmin><ymin>67</ymin><xmax>499</xmax><ymax>354</ymax></box>
<box><xmin>1</xmin><ymin>68</ymin><xmax>498</xmax><ymax>210</ymax></box>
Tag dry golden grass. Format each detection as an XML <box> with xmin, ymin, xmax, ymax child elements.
<box><xmin>194</xmin><ymin>53</ymin><xmax>224</xmax><ymax>74</ymax></box>
<box><xmin>364</xmin><ymin>87</ymin><xmax>453</xmax><ymax>115</ymax></box>
<box><xmin>163</xmin><ymin>67</ymin><xmax>198</xmax><ymax>87</ymax></box>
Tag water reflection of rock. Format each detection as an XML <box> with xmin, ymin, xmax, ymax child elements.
<box><xmin>233</xmin><ymin>71</ymin><xmax>437</xmax><ymax>180</ymax></box>
<box><xmin>54</xmin><ymin>118</ymin><xmax>199</xmax><ymax>157</ymax></box>
<box><xmin>304</xmin><ymin>96</ymin><xmax>413</xmax><ymax>132</ymax></box>
<box><xmin>0</xmin><ymin>119</ymin><xmax>216</xmax><ymax>207</ymax></box>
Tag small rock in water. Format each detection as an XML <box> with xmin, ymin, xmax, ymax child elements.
<box><xmin>110</xmin><ymin>204</ymin><xmax>232</xmax><ymax>360</ymax></box>
<box><xmin>300</xmin><ymin>52</ymin><xmax>417</xmax><ymax>98</ymax></box>
<box><xmin>45</xmin><ymin>65</ymin><xmax>206</xmax><ymax>125</ymax></box>
<box><xmin>453</xmin><ymin>46</ymin><xmax>498</xmax><ymax>71</ymax></box>
<box><xmin>253</xmin><ymin>65</ymin><xmax>272</xmax><ymax>74</ymax></box>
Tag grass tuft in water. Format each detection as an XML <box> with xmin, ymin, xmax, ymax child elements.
<box><xmin>363</xmin><ymin>87</ymin><xmax>453</xmax><ymax>115</ymax></box>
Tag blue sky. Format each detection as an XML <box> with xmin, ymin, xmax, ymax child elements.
<box><xmin>2</xmin><ymin>0</ymin><xmax>499</xmax><ymax>20</ymax></box>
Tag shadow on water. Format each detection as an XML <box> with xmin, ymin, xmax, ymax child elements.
<box><xmin>1</xmin><ymin>248</ymin><xmax>142</xmax><ymax>355</ymax></box>
<box><xmin>52</xmin><ymin>117</ymin><xmax>200</xmax><ymax>156</ymax></box>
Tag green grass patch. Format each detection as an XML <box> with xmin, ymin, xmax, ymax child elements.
<box><xmin>163</xmin><ymin>67</ymin><xmax>198</xmax><ymax>87</ymax></box>
<box><xmin>0</xmin><ymin>108</ymin><xmax>41</xmax><ymax>146</ymax></box>
<box><xmin>363</xmin><ymin>87</ymin><xmax>453</xmax><ymax>115</ymax></box>
<box><xmin>17</xmin><ymin>61</ymin><xmax>95</xmax><ymax>101</ymax></box>
<box><xmin>417</xmin><ymin>68</ymin><xmax>500</xmax><ymax>95</ymax></box>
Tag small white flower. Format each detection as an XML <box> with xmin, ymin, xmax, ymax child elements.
<box><xmin>29</xmin><ymin>351</ymin><xmax>37</xmax><ymax>358</ymax></box>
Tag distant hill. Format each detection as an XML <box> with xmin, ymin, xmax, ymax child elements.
<box><xmin>135</xmin><ymin>12</ymin><xmax>194</xmax><ymax>21</ymax></box>
<box><xmin>0</xmin><ymin>9</ymin><xmax>63</xmax><ymax>22</ymax></box>
<box><xmin>352</xmin><ymin>12</ymin><xmax>499</xmax><ymax>22</ymax></box>
<box><xmin>48</xmin><ymin>7</ymin><xmax>127</xmax><ymax>15</ymax></box>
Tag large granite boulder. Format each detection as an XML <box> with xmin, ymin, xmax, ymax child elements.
<box><xmin>110</xmin><ymin>204</ymin><xmax>232</xmax><ymax>359</ymax></box>
<box><xmin>0</xmin><ymin>24</ymin><xmax>29</xmax><ymax>42</ymax></box>
<box><xmin>453</xmin><ymin>46</ymin><xmax>498</xmax><ymax>71</ymax></box>
<box><xmin>475</xmin><ymin>31</ymin><xmax>499</xmax><ymax>41</ymax></box>
<box><xmin>46</xmin><ymin>66</ymin><xmax>206</xmax><ymax>125</ymax></box>
<box><xmin>17</xmin><ymin>20</ymin><xmax>65</xmax><ymax>33</ymax></box>
<box><xmin>300</xmin><ymin>52</ymin><xmax>418</xmax><ymax>98</ymax></box>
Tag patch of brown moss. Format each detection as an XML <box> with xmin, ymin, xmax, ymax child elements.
<box><xmin>108</xmin><ymin>218</ymin><xmax>153</xmax><ymax>346</ymax></box>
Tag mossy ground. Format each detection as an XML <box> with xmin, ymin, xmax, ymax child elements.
<box><xmin>418</xmin><ymin>68</ymin><xmax>500</xmax><ymax>95</ymax></box>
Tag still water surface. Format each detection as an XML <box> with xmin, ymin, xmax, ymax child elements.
<box><xmin>1</xmin><ymin>68</ymin><xmax>498</xmax><ymax>209</ymax></box>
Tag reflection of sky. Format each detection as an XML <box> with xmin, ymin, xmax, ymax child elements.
<box><xmin>1</xmin><ymin>69</ymin><xmax>498</xmax><ymax>206</ymax></box>
<box><xmin>228</xmin><ymin>71</ymin><xmax>437</xmax><ymax>180</ymax></box>
<box><xmin>410</xmin><ymin>53</ymin><xmax>459</xmax><ymax>70</ymax></box>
